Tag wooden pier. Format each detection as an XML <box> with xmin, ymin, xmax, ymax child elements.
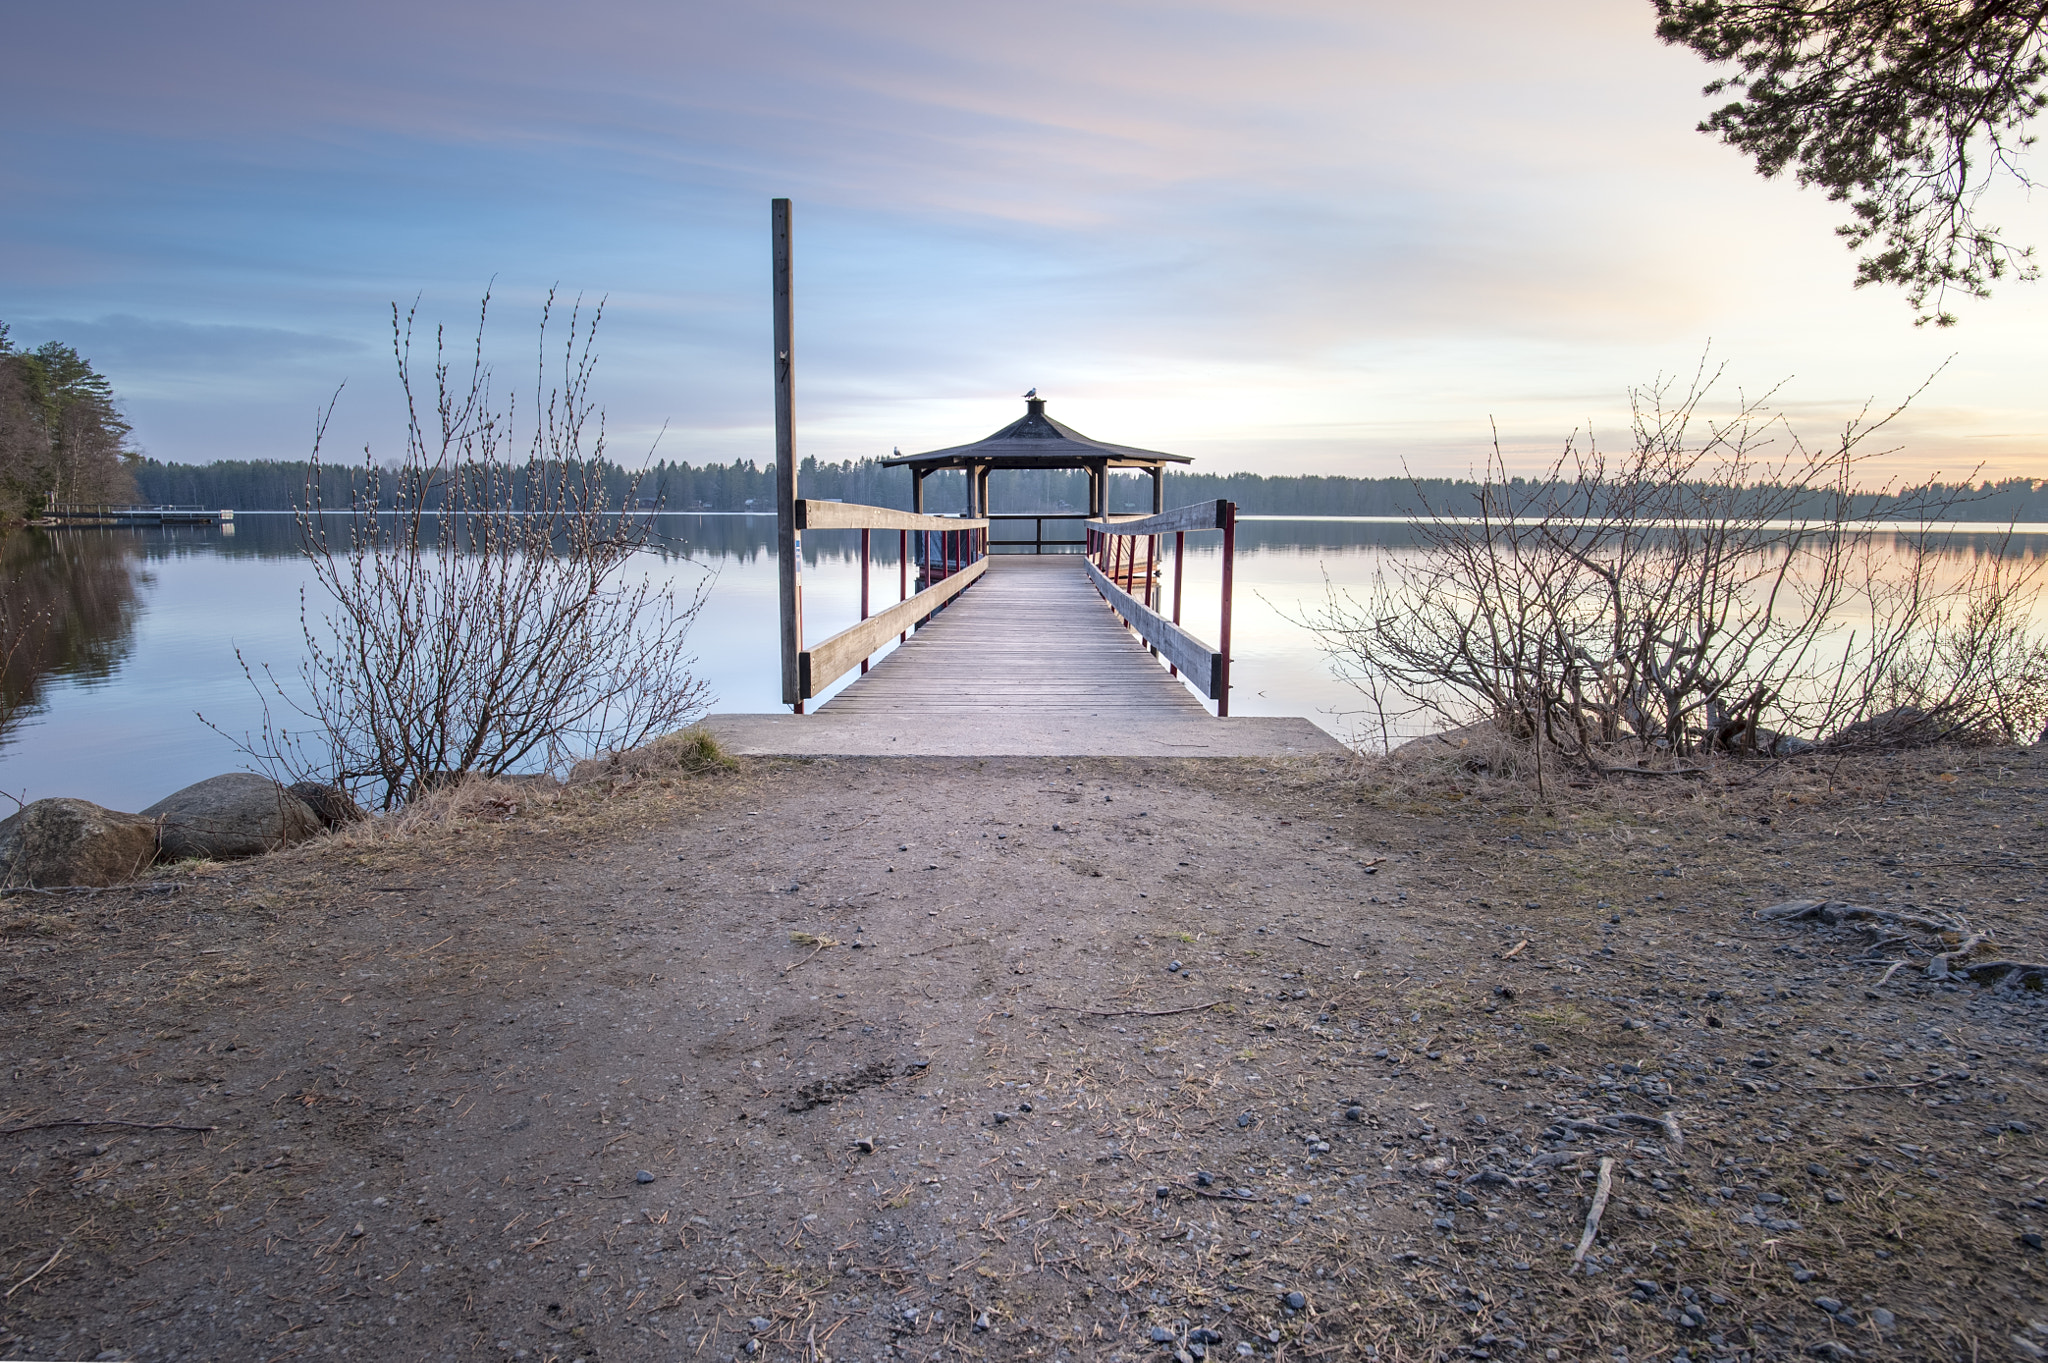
<box><xmin>824</xmin><ymin>555</ymin><xmax>1207</xmax><ymax>721</ymax></box>
<box><xmin>705</xmin><ymin>551</ymin><xmax>1343</xmax><ymax>756</ymax></box>
<box><xmin>704</xmin><ymin>197</ymin><xmax>1345</xmax><ymax>759</ymax></box>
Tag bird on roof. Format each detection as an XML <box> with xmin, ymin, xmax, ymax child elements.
<box><xmin>1022</xmin><ymin>387</ymin><xmax>1037</xmax><ymax>399</ymax></box>
<box><xmin>893</xmin><ymin>446</ymin><xmax>901</xmax><ymax>456</ymax></box>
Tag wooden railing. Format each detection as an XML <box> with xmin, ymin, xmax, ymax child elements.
<box><xmin>792</xmin><ymin>499</ymin><xmax>989</xmax><ymax>701</ymax></box>
<box><xmin>1084</xmin><ymin>499</ymin><xmax>1238</xmax><ymax>713</ymax></box>
<box><xmin>987</xmin><ymin>512</ymin><xmax>1089</xmax><ymax>553</ymax></box>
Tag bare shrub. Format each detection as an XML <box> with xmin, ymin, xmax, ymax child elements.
<box><xmin>1819</xmin><ymin>528</ymin><xmax>2048</xmax><ymax>747</ymax></box>
<box><xmin>220</xmin><ymin>292</ymin><xmax>712</xmax><ymax>809</ymax></box>
<box><xmin>1309</xmin><ymin>360</ymin><xmax>2048</xmax><ymax>767</ymax></box>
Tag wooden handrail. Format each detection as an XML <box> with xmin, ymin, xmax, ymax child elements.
<box><xmin>1083</xmin><ymin>560</ymin><xmax>1224</xmax><ymax>699</ymax></box>
<box><xmin>800</xmin><ymin>557</ymin><xmax>987</xmax><ymax>697</ymax></box>
<box><xmin>797</xmin><ymin>500</ymin><xmax>989</xmax><ymax>533</ymax></box>
<box><xmin>1084</xmin><ymin>499</ymin><xmax>1230</xmax><ymax>536</ymax></box>
<box><xmin>1085</xmin><ymin>498</ymin><xmax>1236</xmax><ymax>713</ymax></box>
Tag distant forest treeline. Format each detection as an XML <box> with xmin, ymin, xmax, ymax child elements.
<box><xmin>130</xmin><ymin>455</ymin><xmax>2048</xmax><ymax>522</ymax></box>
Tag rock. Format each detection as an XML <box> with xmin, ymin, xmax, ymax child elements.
<box><xmin>749</xmin><ymin>1316</ymin><xmax>771</xmax><ymax>1333</ymax></box>
<box><xmin>143</xmin><ymin>774</ymin><xmax>323</xmax><ymax>861</ymax></box>
<box><xmin>1825</xmin><ymin>705</ymin><xmax>1944</xmax><ymax>751</ymax></box>
<box><xmin>567</xmin><ymin>727</ymin><xmax>732</xmax><ymax>787</ymax></box>
<box><xmin>0</xmin><ymin>798</ymin><xmax>159</xmax><ymax>887</ymax></box>
<box><xmin>287</xmin><ymin>781</ymin><xmax>366</xmax><ymax>830</ymax></box>
<box><xmin>1868</xmin><ymin>1308</ymin><xmax>1895</xmax><ymax>1329</ymax></box>
<box><xmin>1390</xmin><ymin>721</ymin><xmax>1500</xmax><ymax>763</ymax></box>
<box><xmin>634</xmin><ymin>1170</ymin><xmax>655</xmax><ymax>1184</ymax></box>
<box><xmin>1195</xmin><ymin>1170</ymin><xmax>1215</xmax><ymax>1187</ymax></box>
<box><xmin>1282</xmin><ymin>1291</ymin><xmax>1307</xmax><ymax>1311</ymax></box>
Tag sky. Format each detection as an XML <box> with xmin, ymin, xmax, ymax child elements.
<box><xmin>6</xmin><ymin>0</ymin><xmax>2046</xmax><ymax>486</ymax></box>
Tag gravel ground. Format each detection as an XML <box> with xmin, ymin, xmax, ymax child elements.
<box><xmin>2</xmin><ymin>743</ymin><xmax>2045</xmax><ymax>1363</ymax></box>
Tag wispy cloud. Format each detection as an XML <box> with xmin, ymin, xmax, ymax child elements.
<box><xmin>4</xmin><ymin>0</ymin><xmax>2042</xmax><ymax>478</ymax></box>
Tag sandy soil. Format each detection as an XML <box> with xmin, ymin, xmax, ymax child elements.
<box><xmin>2</xmin><ymin>745</ymin><xmax>2045</xmax><ymax>1363</ymax></box>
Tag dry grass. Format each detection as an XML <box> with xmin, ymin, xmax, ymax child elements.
<box><xmin>1</xmin><ymin>741</ymin><xmax>2043</xmax><ymax>1362</ymax></box>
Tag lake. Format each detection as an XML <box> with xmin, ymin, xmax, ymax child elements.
<box><xmin>4</xmin><ymin>514</ymin><xmax>2044</xmax><ymax>813</ymax></box>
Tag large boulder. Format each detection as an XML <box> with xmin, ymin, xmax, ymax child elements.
<box><xmin>287</xmin><ymin>781</ymin><xmax>367</xmax><ymax>831</ymax></box>
<box><xmin>0</xmin><ymin>798</ymin><xmax>159</xmax><ymax>887</ymax></box>
<box><xmin>142</xmin><ymin>773</ymin><xmax>323</xmax><ymax>862</ymax></box>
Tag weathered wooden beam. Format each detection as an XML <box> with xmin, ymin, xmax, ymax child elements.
<box><xmin>800</xmin><ymin>557</ymin><xmax>988</xmax><ymax>698</ymax></box>
<box><xmin>1083</xmin><ymin>558</ymin><xmax>1223</xmax><ymax>698</ymax></box>
<box><xmin>796</xmin><ymin>501</ymin><xmax>989</xmax><ymax>533</ymax></box>
<box><xmin>1086</xmin><ymin>499</ymin><xmax>1228</xmax><ymax>537</ymax></box>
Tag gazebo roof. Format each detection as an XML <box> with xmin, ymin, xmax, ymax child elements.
<box><xmin>881</xmin><ymin>397</ymin><xmax>1192</xmax><ymax>472</ymax></box>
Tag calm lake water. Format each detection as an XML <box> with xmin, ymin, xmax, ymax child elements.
<box><xmin>4</xmin><ymin>514</ymin><xmax>2044</xmax><ymax>812</ymax></box>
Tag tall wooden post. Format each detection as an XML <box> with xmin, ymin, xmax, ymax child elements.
<box><xmin>772</xmin><ymin>198</ymin><xmax>803</xmax><ymax>712</ymax></box>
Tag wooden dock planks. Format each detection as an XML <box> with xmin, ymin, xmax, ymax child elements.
<box><xmin>819</xmin><ymin>555</ymin><xmax>1208</xmax><ymax>718</ymax></box>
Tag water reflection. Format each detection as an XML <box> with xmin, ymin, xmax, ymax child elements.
<box><xmin>0</xmin><ymin>529</ymin><xmax>147</xmax><ymax>747</ymax></box>
<box><xmin>2</xmin><ymin>514</ymin><xmax>2045</xmax><ymax>810</ymax></box>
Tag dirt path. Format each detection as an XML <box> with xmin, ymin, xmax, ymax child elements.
<box><xmin>2</xmin><ymin>749</ymin><xmax>2045</xmax><ymax>1362</ymax></box>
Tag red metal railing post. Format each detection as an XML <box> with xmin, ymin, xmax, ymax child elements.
<box><xmin>1169</xmin><ymin>529</ymin><xmax>1185</xmax><ymax>677</ymax></box>
<box><xmin>860</xmin><ymin>526</ymin><xmax>871</xmax><ymax>674</ymax></box>
<box><xmin>1218</xmin><ymin>501</ymin><xmax>1235</xmax><ymax>717</ymax></box>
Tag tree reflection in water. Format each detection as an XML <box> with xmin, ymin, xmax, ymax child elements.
<box><xmin>0</xmin><ymin>529</ymin><xmax>146</xmax><ymax>752</ymax></box>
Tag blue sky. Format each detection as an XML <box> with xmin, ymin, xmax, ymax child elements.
<box><xmin>7</xmin><ymin>0</ymin><xmax>2045</xmax><ymax>483</ymax></box>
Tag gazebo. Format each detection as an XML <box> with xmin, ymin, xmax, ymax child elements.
<box><xmin>882</xmin><ymin>395</ymin><xmax>1192</xmax><ymax>524</ymax></box>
